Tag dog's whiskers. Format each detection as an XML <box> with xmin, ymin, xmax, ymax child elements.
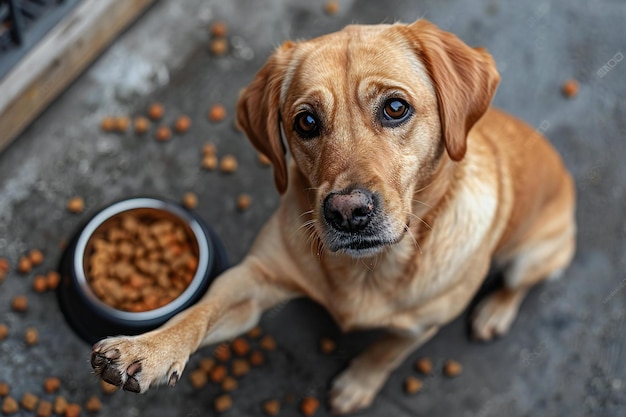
<box><xmin>411</xmin><ymin>198</ymin><xmax>433</xmax><ymax>210</ymax></box>
<box><xmin>404</xmin><ymin>211</ymin><xmax>433</xmax><ymax>231</ymax></box>
<box><xmin>404</xmin><ymin>224</ymin><xmax>423</xmax><ymax>254</ymax></box>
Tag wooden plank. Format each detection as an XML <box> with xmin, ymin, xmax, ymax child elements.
<box><xmin>0</xmin><ymin>0</ymin><xmax>157</xmax><ymax>152</ymax></box>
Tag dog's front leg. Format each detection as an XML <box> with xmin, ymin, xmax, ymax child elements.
<box><xmin>90</xmin><ymin>257</ymin><xmax>296</xmax><ymax>393</ymax></box>
<box><xmin>329</xmin><ymin>326</ymin><xmax>438</xmax><ymax>415</ymax></box>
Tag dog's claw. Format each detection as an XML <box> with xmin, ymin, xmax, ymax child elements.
<box><xmin>168</xmin><ymin>371</ymin><xmax>179</xmax><ymax>387</ymax></box>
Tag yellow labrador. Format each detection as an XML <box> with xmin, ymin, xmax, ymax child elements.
<box><xmin>91</xmin><ymin>19</ymin><xmax>576</xmax><ymax>414</ymax></box>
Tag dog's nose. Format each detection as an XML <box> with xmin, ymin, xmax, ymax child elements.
<box><xmin>323</xmin><ymin>189</ymin><xmax>375</xmax><ymax>232</ymax></box>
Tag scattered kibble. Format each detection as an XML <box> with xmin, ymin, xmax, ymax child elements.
<box><xmin>0</xmin><ymin>258</ymin><xmax>8</xmax><ymax>281</ymax></box>
<box><xmin>43</xmin><ymin>377</ymin><xmax>61</xmax><ymax>394</ymax></box>
<box><xmin>0</xmin><ymin>324</ymin><xmax>8</xmax><ymax>341</ymax></box>
<box><xmin>214</xmin><ymin>343</ymin><xmax>231</xmax><ymax>362</ymax></box>
<box><xmin>46</xmin><ymin>271</ymin><xmax>61</xmax><ymax>290</ymax></box>
<box><xmin>11</xmin><ymin>295</ymin><xmax>28</xmax><ymax>312</ymax></box>
<box><xmin>67</xmin><ymin>197</ymin><xmax>85</xmax><ymax>214</ymax></box>
<box><xmin>415</xmin><ymin>357</ymin><xmax>433</xmax><ymax>375</ymax></box>
<box><xmin>21</xmin><ymin>392</ymin><xmax>38</xmax><ymax>411</ymax></box>
<box><xmin>236</xmin><ymin>194</ymin><xmax>252</xmax><ymax>211</ymax></box>
<box><xmin>155</xmin><ymin>126</ymin><xmax>172</xmax><ymax>141</ymax></box>
<box><xmin>247</xmin><ymin>326</ymin><xmax>263</xmax><ymax>339</ymax></box>
<box><xmin>114</xmin><ymin>116</ymin><xmax>131</xmax><ymax>132</ymax></box>
<box><xmin>134</xmin><ymin>116</ymin><xmax>151</xmax><ymax>134</ymax></box>
<box><xmin>85</xmin><ymin>396</ymin><xmax>102</xmax><ymax>412</ymax></box>
<box><xmin>324</xmin><ymin>0</ymin><xmax>339</xmax><ymax>15</ymax></box>
<box><xmin>174</xmin><ymin>115</ymin><xmax>192</xmax><ymax>133</ymax></box>
<box><xmin>320</xmin><ymin>337</ymin><xmax>336</xmax><ymax>354</ymax></box>
<box><xmin>262</xmin><ymin>399</ymin><xmax>281</xmax><ymax>416</ymax></box>
<box><xmin>258</xmin><ymin>153</ymin><xmax>272</xmax><ymax>166</ymax></box>
<box><xmin>0</xmin><ymin>382</ymin><xmax>9</xmax><ymax>396</ymax></box>
<box><xmin>404</xmin><ymin>376</ymin><xmax>423</xmax><ymax>394</ymax></box>
<box><xmin>1</xmin><ymin>396</ymin><xmax>18</xmax><ymax>415</ymax></box>
<box><xmin>202</xmin><ymin>155</ymin><xmax>218</xmax><ymax>171</ymax></box>
<box><xmin>17</xmin><ymin>256</ymin><xmax>32</xmax><ymax>274</ymax></box>
<box><xmin>29</xmin><ymin>249</ymin><xmax>44</xmax><ymax>266</ymax></box>
<box><xmin>65</xmin><ymin>403</ymin><xmax>81</xmax><ymax>417</ymax></box>
<box><xmin>210</xmin><ymin>22</ymin><xmax>228</xmax><ymax>38</ymax></box>
<box><xmin>221</xmin><ymin>376</ymin><xmax>237</xmax><ymax>392</ymax></box>
<box><xmin>189</xmin><ymin>369</ymin><xmax>208</xmax><ymax>389</ymax></box>
<box><xmin>214</xmin><ymin>394</ymin><xmax>232</xmax><ymax>413</ymax></box>
<box><xmin>101</xmin><ymin>117</ymin><xmax>116</xmax><ymax>132</ymax></box>
<box><xmin>36</xmin><ymin>400</ymin><xmax>52</xmax><ymax>417</ymax></box>
<box><xmin>443</xmin><ymin>359</ymin><xmax>463</xmax><ymax>377</ymax></box>
<box><xmin>210</xmin><ymin>39</ymin><xmax>229</xmax><ymax>56</ymax></box>
<box><xmin>25</xmin><ymin>328</ymin><xmax>39</xmax><ymax>346</ymax></box>
<box><xmin>182</xmin><ymin>192</ymin><xmax>198</xmax><ymax>210</ymax></box>
<box><xmin>53</xmin><ymin>396</ymin><xmax>68</xmax><ymax>415</ymax></box>
<box><xmin>198</xmin><ymin>358</ymin><xmax>215</xmax><ymax>373</ymax></box>
<box><xmin>300</xmin><ymin>397</ymin><xmax>320</xmax><ymax>417</ymax></box>
<box><xmin>33</xmin><ymin>275</ymin><xmax>48</xmax><ymax>293</ymax></box>
<box><xmin>208</xmin><ymin>104</ymin><xmax>227</xmax><ymax>122</ymax></box>
<box><xmin>249</xmin><ymin>350</ymin><xmax>265</xmax><ymax>367</ymax></box>
<box><xmin>231</xmin><ymin>337</ymin><xmax>250</xmax><ymax>357</ymax></box>
<box><xmin>561</xmin><ymin>79</ymin><xmax>579</xmax><ymax>98</ymax></box>
<box><xmin>210</xmin><ymin>365</ymin><xmax>227</xmax><ymax>383</ymax></box>
<box><xmin>148</xmin><ymin>103</ymin><xmax>165</xmax><ymax>120</ymax></box>
<box><xmin>202</xmin><ymin>143</ymin><xmax>217</xmax><ymax>156</ymax></box>
<box><xmin>260</xmin><ymin>335</ymin><xmax>276</xmax><ymax>351</ymax></box>
<box><xmin>231</xmin><ymin>359</ymin><xmax>250</xmax><ymax>377</ymax></box>
<box><xmin>100</xmin><ymin>380</ymin><xmax>118</xmax><ymax>395</ymax></box>
<box><xmin>220</xmin><ymin>155</ymin><xmax>238</xmax><ymax>174</ymax></box>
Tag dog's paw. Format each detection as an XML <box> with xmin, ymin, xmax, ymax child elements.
<box><xmin>329</xmin><ymin>362</ymin><xmax>385</xmax><ymax>415</ymax></box>
<box><xmin>471</xmin><ymin>290</ymin><xmax>521</xmax><ymax>341</ymax></box>
<box><xmin>90</xmin><ymin>334</ymin><xmax>187</xmax><ymax>393</ymax></box>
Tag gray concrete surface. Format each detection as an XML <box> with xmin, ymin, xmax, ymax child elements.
<box><xmin>1</xmin><ymin>0</ymin><xmax>625</xmax><ymax>416</ymax></box>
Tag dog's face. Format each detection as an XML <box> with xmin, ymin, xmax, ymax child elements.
<box><xmin>237</xmin><ymin>20</ymin><xmax>499</xmax><ymax>258</ymax></box>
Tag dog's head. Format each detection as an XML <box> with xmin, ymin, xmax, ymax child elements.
<box><xmin>237</xmin><ymin>20</ymin><xmax>500</xmax><ymax>258</ymax></box>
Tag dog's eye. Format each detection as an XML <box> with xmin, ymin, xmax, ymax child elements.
<box><xmin>383</xmin><ymin>99</ymin><xmax>410</xmax><ymax>121</ymax></box>
<box><xmin>294</xmin><ymin>112</ymin><xmax>320</xmax><ymax>139</ymax></box>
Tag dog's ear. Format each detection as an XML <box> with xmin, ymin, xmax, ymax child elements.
<box><xmin>236</xmin><ymin>41</ymin><xmax>296</xmax><ymax>194</ymax></box>
<box><xmin>405</xmin><ymin>20</ymin><xmax>500</xmax><ymax>161</ymax></box>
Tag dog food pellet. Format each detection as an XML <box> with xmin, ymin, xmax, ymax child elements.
<box><xmin>11</xmin><ymin>296</ymin><xmax>27</xmax><ymax>312</ymax></box>
<box><xmin>249</xmin><ymin>350</ymin><xmax>265</xmax><ymax>366</ymax></box>
<box><xmin>25</xmin><ymin>328</ymin><xmax>38</xmax><ymax>345</ymax></box>
<box><xmin>300</xmin><ymin>397</ymin><xmax>319</xmax><ymax>416</ymax></box>
<box><xmin>29</xmin><ymin>249</ymin><xmax>44</xmax><ymax>266</ymax></box>
<box><xmin>415</xmin><ymin>358</ymin><xmax>433</xmax><ymax>375</ymax></box>
<box><xmin>258</xmin><ymin>153</ymin><xmax>272</xmax><ymax>166</ymax></box>
<box><xmin>100</xmin><ymin>380</ymin><xmax>118</xmax><ymax>394</ymax></box>
<box><xmin>247</xmin><ymin>326</ymin><xmax>263</xmax><ymax>339</ymax></box>
<box><xmin>320</xmin><ymin>337</ymin><xmax>336</xmax><ymax>354</ymax></box>
<box><xmin>189</xmin><ymin>369</ymin><xmax>208</xmax><ymax>389</ymax></box>
<box><xmin>262</xmin><ymin>399</ymin><xmax>281</xmax><ymax>416</ymax></box>
<box><xmin>43</xmin><ymin>377</ymin><xmax>61</xmax><ymax>394</ymax></box>
<box><xmin>199</xmin><ymin>358</ymin><xmax>215</xmax><ymax>373</ymax></box>
<box><xmin>202</xmin><ymin>155</ymin><xmax>218</xmax><ymax>171</ymax></box>
<box><xmin>231</xmin><ymin>359</ymin><xmax>250</xmax><ymax>377</ymax></box>
<box><xmin>155</xmin><ymin>126</ymin><xmax>172</xmax><ymax>141</ymax></box>
<box><xmin>202</xmin><ymin>143</ymin><xmax>217</xmax><ymax>156</ymax></box>
<box><xmin>208</xmin><ymin>104</ymin><xmax>227</xmax><ymax>122</ymax></box>
<box><xmin>53</xmin><ymin>396</ymin><xmax>68</xmax><ymax>415</ymax></box>
<box><xmin>0</xmin><ymin>382</ymin><xmax>8</xmax><ymax>396</ymax></box>
<box><xmin>101</xmin><ymin>117</ymin><xmax>116</xmax><ymax>132</ymax></box>
<box><xmin>443</xmin><ymin>359</ymin><xmax>462</xmax><ymax>377</ymax></box>
<box><xmin>220</xmin><ymin>155</ymin><xmax>238</xmax><ymax>173</ymax></box>
<box><xmin>21</xmin><ymin>393</ymin><xmax>38</xmax><ymax>411</ymax></box>
<box><xmin>236</xmin><ymin>194</ymin><xmax>251</xmax><ymax>211</ymax></box>
<box><xmin>46</xmin><ymin>271</ymin><xmax>61</xmax><ymax>290</ymax></box>
<box><xmin>85</xmin><ymin>396</ymin><xmax>102</xmax><ymax>412</ymax></box>
<box><xmin>214</xmin><ymin>343</ymin><xmax>231</xmax><ymax>362</ymax></box>
<box><xmin>67</xmin><ymin>197</ymin><xmax>84</xmax><ymax>213</ymax></box>
<box><xmin>0</xmin><ymin>324</ymin><xmax>8</xmax><ymax>341</ymax></box>
<box><xmin>174</xmin><ymin>116</ymin><xmax>192</xmax><ymax>133</ymax></box>
<box><xmin>210</xmin><ymin>22</ymin><xmax>228</xmax><ymax>37</ymax></box>
<box><xmin>0</xmin><ymin>258</ymin><xmax>9</xmax><ymax>272</ymax></box>
<box><xmin>148</xmin><ymin>103</ymin><xmax>165</xmax><ymax>120</ymax></box>
<box><xmin>210</xmin><ymin>39</ymin><xmax>228</xmax><ymax>56</ymax></box>
<box><xmin>324</xmin><ymin>0</ymin><xmax>339</xmax><ymax>15</ymax></box>
<box><xmin>65</xmin><ymin>403</ymin><xmax>81</xmax><ymax>417</ymax></box>
<box><xmin>221</xmin><ymin>377</ymin><xmax>237</xmax><ymax>392</ymax></box>
<box><xmin>404</xmin><ymin>376</ymin><xmax>423</xmax><ymax>394</ymax></box>
<box><xmin>182</xmin><ymin>192</ymin><xmax>198</xmax><ymax>210</ymax></box>
<box><xmin>214</xmin><ymin>394</ymin><xmax>232</xmax><ymax>413</ymax></box>
<box><xmin>134</xmin><ymin>116</ymin><xmax>150</xmax><ymax>134</ymax></box>
<box><xmin>114</xmin><ymin>116</ymin><xmax>130</xmax><ymax>132</ymax></box>
<box><xmin>260</xmin><ymin>335</ymin><xmax>276</xmax><ymax>351</ymax></box>
<box><xmin>210</xmin><ymin>365</ymin><xmax>227</xmax><ymax>383</ymax></box>
<box><xmin>231</xmin><ymin>338</ymin><xmax>250</xmax><ymax>356</ymax></box>
<box><xmin>36</xmin><ymin>400</ymin><xmax>52</xmax><ymax>417</ymax></box>
<box><xmin>33</xmin><ymin>275</ymin><xmax>48</xmax><ymax>293</ymax></box>
<box><xmin>1</xmin><ymin>396</ymin><xmax>18</xmax><ymax>415</ymax></box>
<box><xmin>17</xmin><ymin>256</ymin><xmax>32</xmax><ymax>274</ymax></box>
<box><xmin>561</xmin><ymin>79</ymin><xmax>579</xmax><ymax>98</ymax></box>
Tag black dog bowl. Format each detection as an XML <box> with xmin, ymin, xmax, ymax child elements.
<box><xmin>58</xmin><ymin>197</ymin><xmax>228</xmax><ymax>344</ymax></box>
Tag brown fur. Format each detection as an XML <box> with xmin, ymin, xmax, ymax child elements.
<box><xmin>91</xmin><ymin>20</ymin><xmax>575</xmax><ymax>414</ymax></box>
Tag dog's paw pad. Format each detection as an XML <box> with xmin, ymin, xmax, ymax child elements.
<box><xmin>471</xmin><ymin>291</ymin><xmax>521</xmax><ymax>341</ymax></box>
<box><xmin>329</xmin><ymin>366</ymin><xmax>382</xmax><ymax>415</ymax></box>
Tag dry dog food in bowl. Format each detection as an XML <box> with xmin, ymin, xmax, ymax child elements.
<box><xmin>58</xmin><ymin>198</ymin><xmax>228</xmax><ymax>344</ymax></box>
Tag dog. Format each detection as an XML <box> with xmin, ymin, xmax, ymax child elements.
<box><xmin>91</xmin><ymin>19</ymin><xmax>576</xmax><ymax>414</ymax></box>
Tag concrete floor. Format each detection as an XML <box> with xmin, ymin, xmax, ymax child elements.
<box><xmin>1</xmin><ymin>0</ymin><xmax>625</xmax><ymax>416</ymax></box>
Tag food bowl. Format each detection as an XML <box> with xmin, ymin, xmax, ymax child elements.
<box><xmin>58</xmin><ymin>197</ymin><xmax>228</xmax><ymax>344</ymax></box>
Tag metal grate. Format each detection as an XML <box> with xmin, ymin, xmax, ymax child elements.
<box><xmin>0</xmin><ymin>0</ymin><xmax>82</xmax><ymax>80</ymax></box>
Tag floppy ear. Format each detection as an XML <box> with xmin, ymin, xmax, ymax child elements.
<box><xmin>236</xmin><ymin>41</ymin><xmax>297</xmax><ymax>194</ymax></box>
<box><xmin>405</xmin><ymin>20</ymin><xmax>500</xmax><ymax>161</ymax></box>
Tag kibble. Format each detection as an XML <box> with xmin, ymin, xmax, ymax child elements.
<box><xmin>44</xmin><ymin>377</ymin><xmax>61</xmax><ymax>394</ymax></box>
<box><xmin>214</xmin><ymin>343</ymin><xmax>231</xmax><ymax>362</ymax></box>
<box><xmin>0</xmin><ymin>259</ymin><xmax>8</xmax><ymax>283</ymax></box>
<box><xmin>33</xmin><ymin>275</ymin><xmax>48</xmax><ymax>293</ymax></box>
<box><xmin>415</xmin><ymin>357</ymin><xmax>433</xmax><ymax>375</ymax></box>
<box><xmin>236</xmin><ymin>194</ymin><xmax>252</xmax><ymax>211</ymax></box>
<box><xmin>134</xmin><ymin>116</ymin><xmax>151</xmax><ymax>134</ymax></box>
<box><xmin>210</xmin><ymin>22</ymin><xmax>228</xmax><ymax>38</ymax></box>
<box><xmin>210</xmin><ymin>39</ymin><xmax>229</xmax><ymax>56</ymax></box>
<box><xmin>231</xmin><ymin>359</ymin><xmax>250</xmax><ymax>377</ymax></box>
<box><xmin>0</xmin><ymin>382</ymin><xmax>8</xmax><ymax>396</ymax></box>
<box><xmin>85</xmin><ymin>396</ymin><xmax>102</xmax><ymax>412</ymax></box>
<box><xmin>36</xmin><ymin>400</ymin><xmax>52</xmax><ymax>417</ymax></box>
<box><xmin>220</xmin><ymin>155</ymin><xmax>238</xmax><ymax>174</ymax></box>
<box><xmin>210</xmin><ymin>365</ymin><xmax>227</xmax><ymax>383</ymax></box>
<box><xmin>0</xmin><ymin>324</ymin><xmax>8</xmax><ymax>341</ymax></box>
<box><xmin>29</xmin><ymin>249</ymin><xmax>44</xmax><ymax>266</ymax></box>
<box><xmin>101</xmin><ymin>117</ymin><xmax>116</xmax><ymax>132</ymax></box>
<box><xmin>562</xmin><ymin>79</ymin><xmax>579</xmax><ymax>98</ymax></box>
<box><xmin>25</xmin><ymin>328</ymin><xmax>38</xmax><ymax>345</ymax></box>
<box><xmin>221</xmin><ymin>376</ymin><xmax>237</xmax><ymax>392</ymax></box>
<box><xmin>17</xmin><ymin>256</ymin><xmax>32</xmax><ymax>274</ymax></box>
<box><xmin>324</xmin><ymin>0</ymin><xmax>339</xmax><ymax>15</ymax></box>
<box><xmin>67</xmin><ymin>197</ymin><xmax>84</xmax><ymax>214</ymax></box>
<box><xmin>258</xmin><ymin>153</ymin><xmax>272</xmax><ymax>166</ymax></box>
<box><xmin>53</xmin><ymin>396</ymin><xmax>68</xmax><ymax>415</ymax></box>
<box><xmin>262</xmin><ymin>399</ymin><xmax>280</xmax><ymax>416</ymax></box>
<box><xmin>202</xmin><ymin>143</ymin><xmax>217</xmax><ymax>156</ymax></box>
<box><xmin>198</xmin><ymin>358</ymin><xmax>215</xmax><ymax>373</ymax></box>
<box><xmin>300</xmin><ymin>397</ymin><xmax>319</xmax><ymax>417</ymax></box>
<box><xmin>65</xmin><ymin>403</ymin><xmax>81</xmax><ymax>417</ymax></box>
<box><xmin>247</xmin><ymin>326</ymin><xmax>263</xmax><ymax>339</ymax></box>
<box><xmin>114</xmin><ymin>116</ymin><xmax>130</xmax><ymax>132</ymax></box>
<box><xmin>214</xmin><ymin>394</ymin><xmax>232</xmax><ymax>413</ymax></box>
<box><xmin>202</xmin><ymin>155</ymin><xmax>218</xmax><ymax>171</ymax></box>
<box><xmin>21</xmin><ymin>393</ymin><xmax>38</xmax><ymax>411</ymax></box>
<box><xmin>174</xmin><ymin>116</ymin><xmax>192</xmax><ymax>133</ymax></box>
<box><xmin>1</xmin><ymin>396</ymin><xmax>18</xmax><ymax>415</ymax></box>
<box><xmin>155</xmin><ymin>126</ymin><xmax>172</xmax><ymax>141</ymax></box>
<box><xmin>320</xmin><ymin>337</ymin><xmax>336</xmax><ymax>354</ymax></box>
<box><xmin>182</xmin><ymin>192</ymin><xmax>198</xmax><ymax>210</ymax></box>
<box><xmin>11</xmin><ymin>295</ymin><xmax>28</xmax><ymax>312</ymax></box>
<box><xmin>404</xmin><ymin>376</ymin><xmax>423</xmax><ymax>394</ymax></box>
<box><xmin>260</xmin><ymin>335</ymin><xmax>276</xmax><ymax>351</ymax></box>
<box><xmin>190</xmin><ymin>369</ymin><xmax>208</xmax><ymax>389</ymax></box>
<box><xmin>100</xmin><ymin>380</ymin><xmax>118</xmax><ymax>394</ymax></box>
<box><xmin>208</xmin><ymin>104</ymin><xmax>227</xmax><ymax>122</ymax></box>
<box><xmin>443</xmin><ymin>359</ymin><xmax>462</xmax><ymax>377</ymax></box>
<box><xmin>148</xmin><ymin>103</ymin><xmax>165</xmax><ymax>120</ymax></box>
<box><xmin>231</xmin><ymin>337</ymin><xmax>250</xmax><ymax>356</ymax></box>
<box><xmin>46</xmin><ymin>271</ymin><xmax>61</xmax><ymax>290</ymax></box>
<box><xmin>249</xmin><ymin>350</ymin><xmax>265</xmax><ymax>367</ymax></box>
